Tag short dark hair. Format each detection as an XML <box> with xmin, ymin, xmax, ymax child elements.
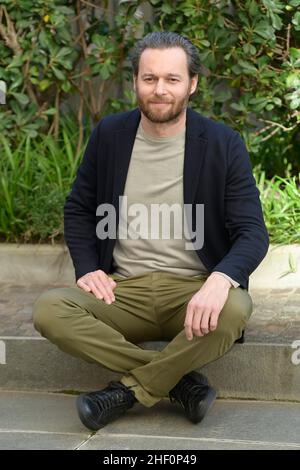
<box><xmin>130</xmin><ymin>31</ymin><xmax>201</xmax><ymax>78</ymax></box>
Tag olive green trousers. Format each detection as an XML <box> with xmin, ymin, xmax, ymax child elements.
<box><xmin>33</xmin><ymin>271</ymin><xmax>253</xmax><ymax>407</ymax></box>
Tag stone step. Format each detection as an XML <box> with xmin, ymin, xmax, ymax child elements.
<box><xmin>0</xmin><ymin>336</ymin><xmax>299</xmax><ymax>402</ymax></box>
<box><xmin>1</xmin><ymin>243</ymin><xmax>300</xmax><ymax>289</ymax></box>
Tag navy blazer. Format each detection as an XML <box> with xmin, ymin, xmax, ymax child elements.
<box><xmin>64</xmin><ymin>107</ymin><xmax>269</xmax><ymax>290</ymax></box>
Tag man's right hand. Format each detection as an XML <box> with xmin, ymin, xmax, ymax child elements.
<box><xmin>77</xmin><ymin>270</ymin><xmax>116</xmax><ymax>304</ymax></box>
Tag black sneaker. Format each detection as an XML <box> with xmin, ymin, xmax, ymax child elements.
<box><xmin>169</xmin><ymin>371</ymin><xmax>217</xmax><ymax>424</ymax></box>
<box><xmin>76</xmin><ymin>381</ymin><xmax>137</xmax><ymax>430</ymax></box>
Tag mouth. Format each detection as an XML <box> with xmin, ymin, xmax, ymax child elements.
<box><xmin>150</xmin><ymin>102</ymin><xmax>172</xmax><ymax>105</ymax></box>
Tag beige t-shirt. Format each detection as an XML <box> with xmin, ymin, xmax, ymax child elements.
<box><xmin>112</xmin><ymin>123</ymin><xmax>208</xmax><ymax>278</ymax></box>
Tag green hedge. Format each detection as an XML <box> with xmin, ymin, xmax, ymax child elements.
<box><xmin>0</xmin><ymin>0</ymin><xmax>299</xmax><ymax>177</ymax></box>
<box><xmin>148</xmin><ymin>0</ymin><xmax>300</xmax><ymax>177</ymax></box>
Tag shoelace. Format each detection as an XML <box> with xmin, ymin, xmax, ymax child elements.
<box><xmin>91</xmin><ymin>382</ymin><xmax>135</xmax><ymax>419</ymax></box>
<box><xmin>170</xmin><ymin>377</ymin><xmax>208</xmax><ymax>411</ymax></box>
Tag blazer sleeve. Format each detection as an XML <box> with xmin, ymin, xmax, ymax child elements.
<box><xmin>64</xmin><ymin>124</ymin><xmax>100</xmax><ymax>281</ymax></box>
<box><xmin>212</xmin><ymin>131</ymin><xmax>269</xmax><ymax>288</ymax></box>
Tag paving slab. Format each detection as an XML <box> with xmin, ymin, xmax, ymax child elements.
<box><xmin>0</xmin><ymin>390</ymin><xmax>90</xmax><ymax>450</ymax></box>
<box><xmin>82</xmin><ymin>435</ymin><xmax>299</xmax><ymax>450</ymax></box>
<box><xmin>1</xmin><ymin>391</ymin><xmax>300</xmax><ymax>450</ymax></box>
<box><xmin>98</xmin><ymin>399</ymin><xmax>300</xmax><ymax>445</ymax></box>
<box><xmin>83</xmin><ymin>399</ymin><xmax>300</xmax><ymax>450</ymax></box>
<box><xmin>0</xmin><ymin>432</ymin><xmax>88</xmax><ymax>451</ymax></box>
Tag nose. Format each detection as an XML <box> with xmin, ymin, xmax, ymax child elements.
<box><xmin>154</xmin><ymin>78</ymin><xmax>167</xmax><ymax>96</ymax></box>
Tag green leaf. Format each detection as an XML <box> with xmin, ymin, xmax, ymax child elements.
<box><xmin>55</xmin><ymin>5</ymin><xmax>74</xmax><ymax>15</ymax></box>
<box><xmin>56</xmin><ymin>47</ymin><xmax>74</xmax><ymax>60</ymax></box>
<box><xmin>237</xmin><ymin>60</ymin><xmax>257</xmax><ymax>73</ymax></box>
<box><xmin>6</xmin><ymin>55</ymin><xmax>24</xmax><ymax>69</ymax></box>
<box><xmin>56</xmin><ymin>27</ymin><xmax>72</xmax><ymax>44</ymax></box>
<box><xmin>255</xmin><ymin>22</ymin><xmax>275</xmax><ymax>40</ymax></box>
<box><xmin>43</xmin><ymin>108</ymin><xmax>57</xmax><ymax>116</ymax></box>
<box><xmin>286</xmin><ymin>73</ymin><xmax>300</xmax><ymax>88</ymax></box>
<box><xmin>231</xmin><ymin>65</ymin><xmax>242</xmax><ymax>75</ymax></box>
<box><xmin>24</xmin><ymin>129</ymin><xmax>38</xmax><ymax>138</ymax></box>
<box><xmin>292</xmin><ymin>12</ymin><xmax>300</xmax><ymax>29</ymax></box>
<box><xmin>11</xmin><ymin>92</ymin><xmax>29</xmax><ymax>105</ymax></box>
<box><xmin>270</xmin><ymin>13</ymin><xmax>282</xmax><ymax>30</ymax></box>
<box><xmin>99</xmin><ymin>65</ymin><xmax>110</xmax><ymax>80</ymax></box>
<box><xmin>39</xmin><ymin>79</ymin><xmax>51</xmax><ymax>91</ymax></box>
<box><xmin>29</xmin><ymin>77</ymin><xmax>39</xmax><ymax>85</ymax></box>
<box><xmin>161</xmin><ymin>3</ymin><xmax>172</xmax><ymax>14</ymax></box>
<box><xmin>62</xmin><ymin>60</ymin><xmax>73</xmax><ymax>71</ymax></box>
<box><xmin>29</xmin><ymin>66</ymin><xmax>39</xmax><ymax>77</ymax></box>
<box><xmin>61</xmin><ymin>81</ymin><xmax>71</xmax><ymax>93</ymax></box>
<box><xmin>39</xmin><ymin>30</ymin><xmax>49</xmax><ymax>49</ymax></box>
<box><xmin>249</xmin><ymin>0</ymin><xmax>259</xmax><ymax>16</ymax></box>
<box><xmin>243</xmin><ymin>44</ymin><xmax>256</xmax><ymax>55</ymax></box>
<box><xmin>214</xmin><ymin>90</ymin><xmax>232</xmax><ymax>103</ymax></box>
<box><xmin>9</xmin><ymin>76</ymin><xmax>23</xmax><ymax>92</ymax></box>
<box><xmin>230</xmin><ymin>102</ymin><xmax>246</xmax><ymax>112</ymax></box>
<box><xmin>200</xmin><ymin>40</ymin><xmax>210</xmax><ymax>47</ymax></box>
<box><xmin>289</xmin><ymin>0</ymin><xmax>300</xmax><ymax>6</ymax></box>
<box><xmin>290</xmin><ymin>98</ymin><xmax>300</xmax><ymax>109</ymax></box>
<box><xmin>217</xmin><ymin>16</ymin><xmax>224</xmax><ymax>28</ymax></box>
<box><xmin>289</xmin><ymin>48</ymin><xmax>300</xmax><ymax>59</ymax></box>
<box><xmin>51</xmin><ymin>67</ymin><xmax>65</xmax><ymax>81</ymax></box>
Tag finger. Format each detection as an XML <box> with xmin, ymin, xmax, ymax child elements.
<box><xmin>200</xmin><ymin>309</ymin><xmax>212</xmax><ymax>335</ymax></box>
<box><xmin>97</xmin><ymin>273</ymin><xmax>115</xmax><ymax>303</ymax></box>
<box><xmin>209</xmin><ymin>310</ymin><xmax>220</xmax><ymax>331</ymax></box>
<box><xmin>192</xmin><ymin>307</ymin><xmax>204</xmax><ymax>337</ymax></box>
<box><xmin>77</xmin><ymin>279</ymin><xmax>91</xmax><ymax>292</ymax></box>
<box><xmin>87</xmin><ymin>278</ymin><xmax>106</xmax><ymax>301</ymax></box>
<box><xmin>184</xmin><ymin>303</ymin><xmax>195</xmax><ymax>341</ymax></box>
<box><xmin>108</xmin><ymin>278</ymin><xmax>117</xmax><ymax>289</ymax></box>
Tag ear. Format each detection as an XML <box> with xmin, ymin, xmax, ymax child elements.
<box><xmin>133</xmin><ymin>75</ymin><xmax>137</xmax><ymax>91</ymax></box>
<box><xmin>190</xmin><ymin>75</ymin><xmax>198</xmax><ymax>95</ymax></box>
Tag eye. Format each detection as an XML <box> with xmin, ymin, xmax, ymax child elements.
<box><xmin>144</xmin><ymin>77</ymin><xmax>154</xmax><ymax>82</ymax></box>
<box><xmin>169</xmin><ymin>78</ymin><xmax>179</xmax><ymax>83</ymax></box>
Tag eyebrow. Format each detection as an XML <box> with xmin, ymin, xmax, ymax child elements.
<box><xmin>141</xmin><ymin>73</ymin><xmax>183</xmax><ymax>79</ymax></box>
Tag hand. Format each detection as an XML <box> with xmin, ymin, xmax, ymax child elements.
<box><xmin>77</xmin><ymin>269</ymin><xmax>117</xmax><ymax>304</ymax></box>
<box><xmin>184</xmin><ymin>273</ymin><xmax>231</xmax><ymax>341</ymax></box>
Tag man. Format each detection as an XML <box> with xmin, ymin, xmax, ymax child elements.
<box><xmin>33</xmin><ymin>32</ymin><xmax>269</xmax><ymax>431</ymax></box>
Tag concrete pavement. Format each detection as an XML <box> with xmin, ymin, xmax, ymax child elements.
<box><xmin>1</xmin><ymin>390</ymin><xmax>300</xmax><ymax>450</ymax></box>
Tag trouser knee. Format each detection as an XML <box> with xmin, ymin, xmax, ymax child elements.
<box><xmin>218</xmin><ymin>291</ymin><xmax>253</xmax><ymax>341</ymax></box>
<box><xmin>32</xmin><ymin>288</ymin><xmax>69</xmax><ymax>340</ymax></box>
<box><xmin>217</xmin><ymin>290</ymin><xmax>253</xmax><ymax>343</ymax></box>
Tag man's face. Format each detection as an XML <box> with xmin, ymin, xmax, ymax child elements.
<box><xmin>134</xmin><ymin>47</ymin><xmax>198</xmax><ymax>124</ymax></box>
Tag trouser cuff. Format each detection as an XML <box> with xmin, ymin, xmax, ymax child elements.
<box><xmin>120</xmin><ymin>374</ymin><xmax>164</xmax><ymax>407</ymax></box>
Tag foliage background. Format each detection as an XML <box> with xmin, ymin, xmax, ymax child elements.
<box><xmin>0</xmin><ymin>0</ymin><xmax>299</xmax><ymax>242</ymax></box>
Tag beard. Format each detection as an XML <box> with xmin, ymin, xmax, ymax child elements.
<box><xmin>136</xmin><ymin>85</ymin><xmax>191</xmax><ymax>124</ymax></box>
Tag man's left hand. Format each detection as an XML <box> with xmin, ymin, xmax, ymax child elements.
<box><xmin>184</xmin><ymin>273</ymin><xmax>231</xmax><ymax>341</ymax></box>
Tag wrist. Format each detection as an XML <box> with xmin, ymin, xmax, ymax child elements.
<box><xmin>208</xmin><ymin>272</ymin><xmax>232</xmax><ymax>289</ymax></box>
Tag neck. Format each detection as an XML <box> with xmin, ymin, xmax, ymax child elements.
<box><xmin>140</xmin><ymin>109</ymin><xmax>187</xmax><ymax>138</ymax></box>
